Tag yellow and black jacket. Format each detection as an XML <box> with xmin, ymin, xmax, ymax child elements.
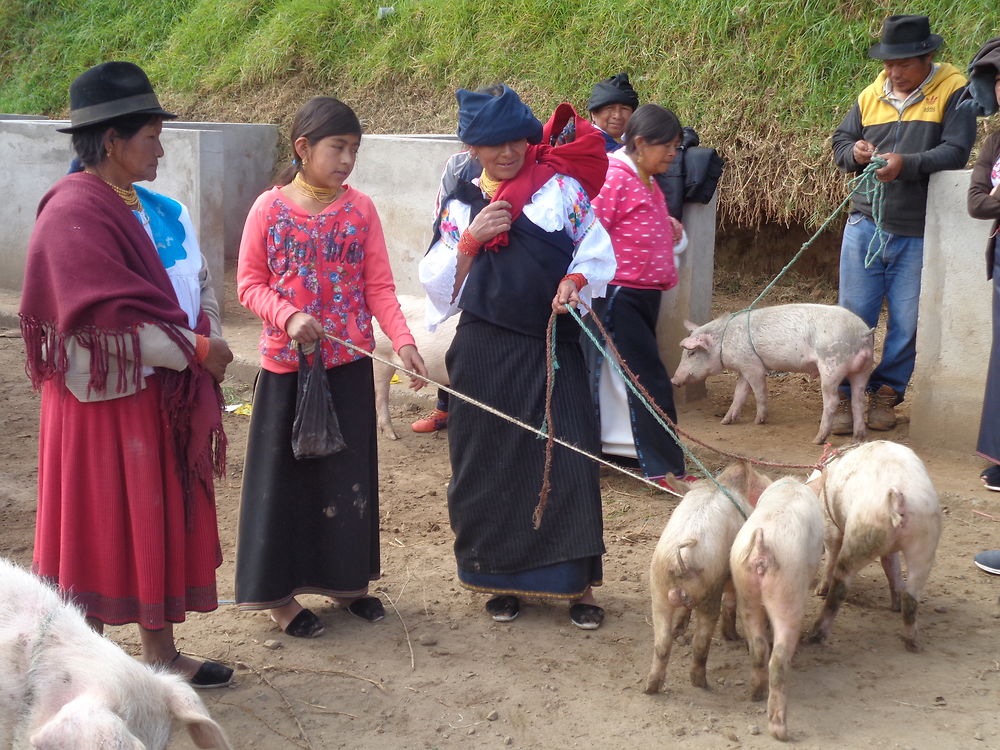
<box><xmin>832</xmin><ymin>62</ymin><xmax>976</xmax><ymax>237</ymax></box>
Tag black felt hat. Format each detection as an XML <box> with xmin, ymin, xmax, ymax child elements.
<box><xmin>867</xmin><ymin>15</ymin><xmax>943</xmax><ymax>60</ymax></box>
<box><xmin>587</xmin><ymin>72</ymin><xmax>639</xmax><ymax>112</ymax></box>
<box><xmin>57</xmin><ymin>61</ymin><xmax>176</xmax><ymax>133</ymax></box>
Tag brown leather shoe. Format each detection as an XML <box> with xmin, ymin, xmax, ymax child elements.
<box><xmin>831</xmin><ymin>397</ymin><xmax>854</xmax><ymax>435</ymax></box>
<box><xmin>866</xmin><ymin>385</ymin><xmax>897</xmax><ymax>431</ymax></box>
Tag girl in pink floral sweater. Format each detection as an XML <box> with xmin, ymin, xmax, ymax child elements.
<box><xmin>587</xmin><ymin>104</ymin><xmax>690</xmax><ymax>483</ymax></box>
<box><xmin>235</xmin><ymin>97</ymin><xmax>426</xmax><ymax>638</ymax></box>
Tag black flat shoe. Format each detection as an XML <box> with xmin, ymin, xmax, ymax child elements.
<box><xmin>189</xmin><ymin>660</ymin><xmax>234</xmax><ymax>689</ymax></box>
<box><xmin>347</xmin><ymin>596</ymin><xmax>385</xmax><ymax>622</ymax></box>
<box><xmin>569</xmin><ymin>603</ymin><xmax>605</xmax><ymax>630</ymax></box>
<box><xmin>485</xmin><ymin>595</ymin><xmax>520</xmax><ymax>622</ymax></box>
<box><xmin>170</xmin><ymin>651</ymin><xmax>234</xmax><ymax>689</ymax></box>
<box><xmin>277</xmin><ymin>608</ymin><xmax>325</xmax><ymax>638</ymax></box>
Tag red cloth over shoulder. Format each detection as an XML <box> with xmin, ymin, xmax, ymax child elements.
<box><xmin>486</xmin><ymin>103</ymin><xmax>609</xmax><ymax>250</ymax></box>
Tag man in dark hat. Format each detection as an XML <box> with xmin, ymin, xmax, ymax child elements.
<box><xmin>830</xmin><ymin>14</ymin><xmax>976</xmax><ymax>434</ymax></box>
<box><xmin>587</xmin><ymin>72</ymin><xmax>640</xmax><ymax>151</ymax></box>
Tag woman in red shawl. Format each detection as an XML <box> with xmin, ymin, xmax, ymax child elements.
<box><xmin>19</xmin><ymin>62</ymin><xmax>233</xmax><ymax>688</ymax></box>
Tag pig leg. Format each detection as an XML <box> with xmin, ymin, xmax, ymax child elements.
<box><xmin>738</xmin><ymin>597</ymin><xmax>770</xmax><ymax>702</ymax></box>
<box><xmin>671</xmin><ymin>606</ymin><xmax>692</xmax><ymax>639</ymax></box>
<box><xmin>372</xmin><ymin>361</ymin><xmax>399</xmax><ymax>440</ymax></box>
<box><xmin>815</xmin><ymin>530</ymin><xmax>843</xmax><ymax>597</ymax></box>
<box><xmin>899</xmin><ymin>542</ymin><xmax>937</xmax><ymax>653</ymax></box>
<box><xmin>689</xmin><ymin>592</ymin><xmax>723</xmax><ymax>689</ymax></box>
<box><xmin>880</xmin><ymin>552</ymin><xmax>903</xmax><ymax>612</ymax></box>
<box><xmin>813</xmin><ymin>373</ymin><xmax>841</xmax><ymax>444</ymax></box>
<box><xmin>722</xmin><ymin>375</ymin><xmax>752</xmax><ymax>425</ymax></box>
<box><xmin>766</xmin><ymin>603</ymin><xmax>804</xmax><ymax>742</ymax></box>
<box><xmin>807</xmin><ymin>559</ymin><xmax>856</xmax><ymax>644</ymax></box>
<box><xmin>743</xmin><ymin>365</ymin><xmax>770</xmax><ymax>424</ymax></box>
<box><xmin>847</xmin><ymin>370</ymin><xmax>868</xmax><ymax>441</ymax></box>
<box><xmin>721</xmin><ymin>579</ymin><xmax>739</xmax><ymax>641</ymax></box>
<box><xmin>644</xmin><ymin>585</ymin><xmax>677</xmax><ymax>694</ymax></box>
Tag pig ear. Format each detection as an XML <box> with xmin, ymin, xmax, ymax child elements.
<box><xmin>167</xmin><ymin>681</ymin><xmax>233</xmax><ymax>750</ymax></box>
<box><xmin>683</xmin><ymin>319</ymin><xmax>699</xmax><ymax>332</ymax></box>
<box><xmin>660</xmin><ymin>473</ymin><xmax>693</xmax><ymax>495</ymax></box>
<box><xmin>741</xmin><ymin>463</ymin><xmax>773</xmax><ymax>508</ymax></box>
<box><xmin>679</xmin><ymin>333</ymin><xmax>710</xmax><ymax>352</ymax></box>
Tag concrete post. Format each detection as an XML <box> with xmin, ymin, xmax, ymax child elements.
<box><xmin>910</xmin><ymin>169</ymin><xmax>993</xmax><ymax>449</ymax></box>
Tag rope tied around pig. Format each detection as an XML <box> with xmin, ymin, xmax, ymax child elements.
<box><xmin>721</xmin><ymin>156</ymin><xmax>888</xmax><ymax>366</ymax></box>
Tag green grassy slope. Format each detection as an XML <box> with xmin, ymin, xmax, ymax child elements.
<box><xmin>1</xmin><ymin>0</ymin><xmax>996</xmax><ymax>226</ymax></box>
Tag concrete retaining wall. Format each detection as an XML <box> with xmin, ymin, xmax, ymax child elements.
<box><xmin>910</xmin><ymin>169</ymin><xmax>993</xmax><ymax>450</ymax></box>
<box><xmin>0</xmin><ymin>118</ymin><xmax>278</xmax><ymax>314</ymax></box>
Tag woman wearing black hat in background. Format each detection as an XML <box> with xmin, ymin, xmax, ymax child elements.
<box><xmin>587</xmin><ymin>72</ymin><xmax>640</xmax><ymax>152</ymax></box>
<box><xmin>19</xmin><ymin>62</ymin><xmax>234</xmax><ymax>687</ymax></box>
<box><xmin>419</xmin><ymin>86</ymin><xmax>616</xmax><ymax>629</ymax></box>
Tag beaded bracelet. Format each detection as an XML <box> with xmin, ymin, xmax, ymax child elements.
<box><xmin>457</xmin><ymin>230</ymin><xmax>483</xmax><ymax>257</ymax></box>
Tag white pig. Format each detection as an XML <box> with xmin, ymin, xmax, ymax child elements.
<box><xmin>671</xmin><ymin>304</ymin><xmax>874</xmax><ymax>444</ymax></box>
<box><xmin>806</xmin><ymin>440</ymin><xmax>941</xmax><ymax>652</ymax></box>
<box><xmin>730</xmin><ymin>477</ymin><xmax>825</xmax><ymax>742</ymax></box>
<box><xmin>373</xmin><ymin>294</ymin><xmax>457</xmax><ymax>439</ymax></box>
<box><xmin>0</xmin><ymin>557</ymin><xmax>231</xmax><ymax>750</ymax></box>
<box><xmin>644</xmin><ymin>462</ymin><xmax>772</xmax><ymax>694</ymax></box>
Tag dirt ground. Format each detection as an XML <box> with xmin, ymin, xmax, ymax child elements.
<box><xmin>2</xmin><ymin>288</ymin><xmax>1000</xmax><ymax>749</ymax></box>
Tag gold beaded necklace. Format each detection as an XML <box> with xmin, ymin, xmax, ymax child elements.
<box><xmin>294</xmin><ymin>172</ymin><xmax>341</xmax><ymax>204</ymax></box>
<box><xmin>478</xmin><ymin>172</ymin><xmax>503</xmax><ymax>199</ymax></box>
<box><xmin>85</xmin><ymin>169</ymin><xmax>141</xmax><ymax>209</ymax></box>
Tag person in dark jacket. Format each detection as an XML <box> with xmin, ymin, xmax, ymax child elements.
<box><xmin>587</xmin><ymin>72</ymin><xmax>639</xmax><ymax>152</ymax></box>
<box><xmin>830</xmin><ymin>14</ymin><xmax>976</xmax><ymax>434</ymax></box>
<box><xmin>962</xmin><ymin>37</ymin><xmax>1000</xmax><ymax>573</ymax></box>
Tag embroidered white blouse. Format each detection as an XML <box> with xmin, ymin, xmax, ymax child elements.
<box><xmin>419</xmin><ymin>174</ymin><xmax>617</xmax><ymax>330</ymax></box>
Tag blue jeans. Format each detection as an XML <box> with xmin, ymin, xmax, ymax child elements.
<box><xmin>838</xmin><ymin>213</ymin><xmax>924</xmax><ymax>402</ymax></box>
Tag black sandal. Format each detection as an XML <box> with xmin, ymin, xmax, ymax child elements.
<box><xmin>346</xmin><ymin>596</ymin><xmax>385</xmax><ymax>622</ymax></box>
<box><xmin>569</xmin><ymin>603</ymin><xmax>605</xmax><ymax>630</ymax></box>
<box><xmin>171</xmin><ymin>651</ymin><xmax>234</xmax><ymax>689</ymax></box>
<box><xmin>485</xmin><ymin>595</ymin><xmax>520</xmax><ymax>622</ymax></box>
<box><xmin>277</xmin><ymin>608</ymin><xmax>325</xmax><ymax>638</ymax></box>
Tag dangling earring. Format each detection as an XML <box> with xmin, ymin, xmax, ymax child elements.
<box><xmin>302</xmin><ymin>158</ymin><xmax>309</xmax><ymax>167</ymax></box>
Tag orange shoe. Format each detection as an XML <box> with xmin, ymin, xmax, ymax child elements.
<box><xmin>411</xmin><ymin>409</ymin><xmax>448</xmax><ymax>433</ymax></box>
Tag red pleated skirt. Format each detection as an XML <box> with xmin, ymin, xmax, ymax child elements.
<box><xmin>33</xmin><ymin>377</ymin><xmax>222</xmax><ymax>630</ymax></box>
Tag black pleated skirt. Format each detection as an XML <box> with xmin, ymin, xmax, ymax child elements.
<box><xmin>235</xmin><ymin>358</ymin><xmax>380</xmax><ymax>608</ymax></box>
<box><xmin>446</xmin><ymin>313</ymin><xmax>604</xmax><ymax>596</ymax></box>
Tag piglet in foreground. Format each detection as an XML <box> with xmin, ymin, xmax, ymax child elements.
<box><xmin>671</xmin><ymin>303</ymin><xmax>874</xmax><ymax>444</ymax></box>
<box><xmin>0</xmin><ymin>557</ymin><xmax>231</xmax><ymax>750</ymax></box>
<box><xmin>806</xmin><ymin>440</ymin><xmax>941</xmax><ymax>652</ymax></box>
<box><xmin>730</xmin><ymin>476</ymin><xmax>825</xmax><ymax>741</ymax></box>
<box><xmin>644</xmin><ymin>463</ymin><xmax>772</xmax><ymax>694</ymax></box>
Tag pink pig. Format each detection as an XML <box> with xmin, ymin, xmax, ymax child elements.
<box><xmin>671</xmin><ymin>304</ymin><xmax>873</xmax><ymax>444</ymax></box>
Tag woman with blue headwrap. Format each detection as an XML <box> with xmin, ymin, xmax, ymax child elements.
<box><xmin>420</xmin><ymin>86</ymin><xmax>616</xmax><ymax>629</ymax></box>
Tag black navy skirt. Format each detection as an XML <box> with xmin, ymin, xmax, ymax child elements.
<box><xmin>446</xmin><ymin>313</ymin><xmax>604</xmax><ymax>598</ymax></box>
<box><xmin>235</xmin><ymin>358</ymin><xmax>380</xmax><ymax>608</ymax></box>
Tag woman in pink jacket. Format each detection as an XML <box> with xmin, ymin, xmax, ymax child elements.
<box><xmin>236</xmin><ymin>97</ymin><xmax>426</xmax><ymax>638</ymax></box>
<box><xmin>587</xmin><ymin>104</ymin><xmax>689</xmax><ymax>483</ymax></box>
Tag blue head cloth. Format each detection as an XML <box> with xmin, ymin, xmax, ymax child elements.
<box><xmin>455</xmin><ymin>85</ymin><xmax>543</xmax><ymax>146</ymax></box>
